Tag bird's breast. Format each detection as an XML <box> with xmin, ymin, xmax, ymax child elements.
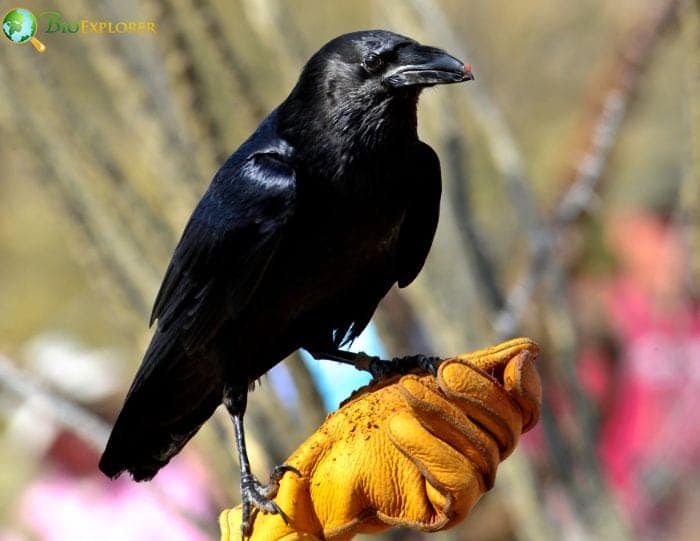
<box><xmin>253</xmin><ymin>185</ymin><xmax>405</xmax><ymax>310</ymax></box>
<box><xmin>230</xmin><ymin>155</ymin><xmax>415</xmax><ymax>352</ymax></box>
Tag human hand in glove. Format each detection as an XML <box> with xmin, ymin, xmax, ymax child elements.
<box><xmin>220</xmin><ymin>337</ymin><xmax>541</xmax><ymax>541</ymax></box>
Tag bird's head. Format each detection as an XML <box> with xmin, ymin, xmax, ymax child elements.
<box><xmin>308</xmin><ymin>30</ymin><xmax>473</xmax><ymax>93</ymax></box>
<box><xmin>279</xmin><ymin>30</ymin><xmax>473</xmax><ymax>154</ymax></box>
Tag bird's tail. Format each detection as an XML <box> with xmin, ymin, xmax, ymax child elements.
<box><xmin>99</xmin><ymin>333</ymin><xmax>222</xmax><ymax>481</ymax></box>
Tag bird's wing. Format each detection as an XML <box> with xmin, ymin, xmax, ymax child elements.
<box><xmin>396</xmin><ymin>142</ymin><xmax>442</xmax><ymax>288</ymax></box>
<box><xmin>151</xmin><ymin>151</ymin><xmax>297</xmax><ymax>354</ymax></box>
<box><xmin>98</xmin><ymin>152</ymin><xmax>297</xmax><ymax>481</ymax></box>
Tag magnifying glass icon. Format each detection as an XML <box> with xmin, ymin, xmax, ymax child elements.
<box><xmin>3</xmin><ymin>8</ymin><xmax>46</xmax><ymax>53</ymax></box>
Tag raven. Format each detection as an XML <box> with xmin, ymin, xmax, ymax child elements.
<box><xmin>99</xmin><ymin>29</ymin><xmax>473</xmax><ymax>533</ymax></box>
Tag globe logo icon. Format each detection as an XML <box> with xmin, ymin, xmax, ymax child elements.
<box><xmin>2</xmin><ymin>8</ymin><xmax>46</xmax><ymax>52</ymax></box>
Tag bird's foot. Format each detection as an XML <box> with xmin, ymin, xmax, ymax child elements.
<box><xmin>358</xmin><ymin>353</ymin><xmax>442</xmax><ymax>379</ymax></box>
<box><xmin>240</xmin><ymin>464</ymin><xmax>301</xmax><ymax>537</ymax></box>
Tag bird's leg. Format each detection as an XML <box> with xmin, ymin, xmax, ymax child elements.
<box><xmin>309</xmin><ymin>350</ymin><xmax>442</xmax><ymax>378</ymax></box>
<box><xmin>308</xmin><ymin>349</ymin><xmax>380</xmax><ymax>371</ymax></box>
<box><xmin>224</xmin><ymin>389</ymin><xmax>300</xmax><ymax>537</ymax></box>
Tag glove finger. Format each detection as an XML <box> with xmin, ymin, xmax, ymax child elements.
<box><xmin>438</xmin><ymin>361</ymin><xmax>522</xmax><ymax>458</ymax></box>
<box><xmin>456</xmin><ymin>338</ymin><xmax>539</xmax><ymax>372</ymax></box>
<box><xmin>503</xmin><ymin>350</ymin><xmax>542</xmax><ymax>432</ymax></box>
<box><xmin>218</xmin><ymin>489</ymin><xmax>324</xmax><ymax>540</ymax></box>
<box><xmin>398</xmin><ymin>375</ymin><xmax>499</xmax><ymax>489</ymax></box>
<box><xmin>386</xmin><ymin>411</ymin><xmax>484</xmax><ymax>529</ymax></box>
<box><xmin>452</xmin><ymin>338</ymin><xmax>540</xmax><ymax>435</ymax></box>
<box><xmin>219</xmin><ymin>508</ymin><xmax>237</xmax><ymax>541</ymax></box>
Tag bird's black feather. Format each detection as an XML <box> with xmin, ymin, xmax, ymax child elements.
<box><xmin>396</xmin><ymin>142</ymin><xmax>441</xmax><ymax>288</ymax></box>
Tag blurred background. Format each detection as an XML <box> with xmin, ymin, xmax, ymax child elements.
<box><xmin>1</xmin><ymin>0</ymin><xmax>698</xmax><ymax>539</ymax></box>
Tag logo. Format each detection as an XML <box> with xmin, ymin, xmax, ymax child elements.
<box><xmin>2</xmin><ymin>8</ymin><xmax>46</xmax><ymax>52</ymax></box>
<box><xmin>39</xmin><ymin>11</ymin><xmax>157</xmax><ymax>35</ymax></box>
<box><xmin>2</xmin><ymin>7</ymin><xmax>157</xmax><ymax>53</ymax></box>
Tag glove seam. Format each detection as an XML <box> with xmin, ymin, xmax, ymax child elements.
<box><xmin>397</xmin><ymin>381</ymin><xmax>494</xmax><ymax>491</ymax></box>
<box><xmin>385</xmin><ymin>414</ymin><xmax>458</xmax><ymax>529</ymax></box>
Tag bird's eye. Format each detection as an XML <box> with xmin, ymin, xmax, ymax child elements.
<box><xmin>363</xmin><ymin>52</ymin><xmax>383</xmax><ymax>73</ymax></box>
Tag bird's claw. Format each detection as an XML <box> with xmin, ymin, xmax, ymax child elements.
<box><xmin>368</xmin><ymin>354</ymin><xmax>442</xmax><ymax>379</ymax></box>
<box><xmin>269</xmin><ymin>463</ymin><xmax>301</xmax><ymax>485</ymax></box>
<box><xmin>239</xmin><ymin>464</ymin><xmax>298</xmax><ymax>537</ymax></box>
<box><xmin>353</xmin><ymin>352</ymin><xmax>382</xmax><ymax>373</ymax></box>
<box><xmin>415</xmin><ymin>355</ymin><xmax>442</xmax><ymax>377</ymax></box>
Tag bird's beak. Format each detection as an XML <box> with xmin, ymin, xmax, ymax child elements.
<box><xmin>383</xmin><ymin>44</ymin><xmax>474</xmax><ymax>89</ymax></box>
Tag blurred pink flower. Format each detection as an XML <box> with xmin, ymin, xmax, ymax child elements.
<box><xmin>20</xmin><ymin>453</ymin><xmax>213</xmax><ymax>541</ymax></box>
<box><xmin>593</xmin><ymin>213</ymin><xmax>700</xmax><ymax>525</ymax></box>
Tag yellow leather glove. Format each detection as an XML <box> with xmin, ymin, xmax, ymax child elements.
<box><xmin>220</xmin><ymin>338</ymin><xmax>541</xmax><ymax>541</ymax></box>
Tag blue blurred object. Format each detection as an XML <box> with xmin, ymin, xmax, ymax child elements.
<box><xmin>267</xmin><ymin>361</ymin><xmax>300</xmax><ymax>410</ymax></box>
<box><xmin>301</xmin><ymin>322</ymin><xmax>384</xmax><ymax>411</ymax></box>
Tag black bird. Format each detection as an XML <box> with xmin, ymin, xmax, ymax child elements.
<box><xmin>99</xmin><ymin>29</ymin><xmax>473</xmax><ymax>533</ymax></box>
